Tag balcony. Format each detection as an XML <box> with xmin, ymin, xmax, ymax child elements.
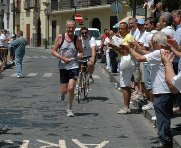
<box><xmin>24</xmin><ymin>0</ymin><xmax>35</xmax><ymax>10</ymax></box>
<box><xmin>51</xmin><ymin>0</ymin><xmax>116</xmax><ymax>11</ymax></box>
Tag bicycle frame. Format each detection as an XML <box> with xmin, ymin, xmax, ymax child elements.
<box><xmin>77</xmin><ymin>58</ymin><xmax>90</xmax><ymax>103</ymax></box>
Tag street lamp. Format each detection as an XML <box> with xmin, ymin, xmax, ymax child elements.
<box><xmin>0</xmin><ymin>3</ymin><xmax>6</xmax><ymax>29</ymax></box>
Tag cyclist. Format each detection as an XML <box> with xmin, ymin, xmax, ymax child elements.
<box><xmin>80</xmin><ymin>27</ymin><xmax>96</xmax><ymax>83</ymax></box>
<box><xmin>51</xmin><ymin>20</ymin><xmax>83</xmax><ymax>117</ymax></box>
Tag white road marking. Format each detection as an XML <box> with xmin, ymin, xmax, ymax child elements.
<box><xmin>32</xmin><ymin>56</ymin><xmax>39</xmax><ymax>58</ymax></box>
<box><xmin>37</xmin><ymin>139</ymin><xmax>67</xmax><ymax>148</ymax></box>
<box><xmin>92</xmin><ymin>74</ymin><xmax>100</xmax><ymax>79</ymax></box>
<box><xmin>59</xmin><ymin>140</ymin><xmax>67</xmax><ymax>148</ymax></box>
<box><xmin>20</xmin><ymin>140</ymin><xmax>30</xmax><ymax>148</ymax></box>
<box><xmin>41</xmin><ymin>56</ymin><xmax>48</xmax><ymax>59</ymax></box>
<box><xmin>43</xmin><ymin>73</ymin><xmax>52</xmax><ymax>77</ymax></box>
<box><xmin>27</xmin><ymin>73</ymin><xmax>38</xmax><ymax>77</ymax></box>
<box><xmin>4</xmin><ymin>140</ymin><xmax>13</xmax><ymax>143</ymax></box>
<box><xmin>25</xmin><ymin>56</ymin><xmax>31</xmax><ymax>59</ymax></box>
<box><xmin>72</xmin><ymin>139</ymin><xmax>109</xmax><ymax>148</ymax></box>
<box><xmin>11</xmin><ymin>73</ymin><xmax>17</xmax><ymax>77</ymax></box>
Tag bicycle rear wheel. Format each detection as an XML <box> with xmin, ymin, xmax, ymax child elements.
<box><xmin>83</xmin><ymin>72</ymin><xmax>89</xmax><ymax>98</ymax></box>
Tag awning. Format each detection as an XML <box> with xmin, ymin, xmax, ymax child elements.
<box><xmin>113</xmin><ymin>15</ymin><xmax>145</xmax><ymax>28</ymax></box>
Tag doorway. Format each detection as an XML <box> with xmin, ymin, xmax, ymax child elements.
<box><xmin>37</xmin><ymin>18</ymin><xmax>41</xmax><ymax>47</ymax></box>
<box><xmin>26</xmin><ymin>24</ymin><xmax>30</xmax><ymax>45</ymax></box>
<box><xmin>91</xmin><ymin>18</ymin><xmax>101</xmax><ymax>32</ymax></box>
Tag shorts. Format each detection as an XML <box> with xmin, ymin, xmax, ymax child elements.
<box><xmin>120</xmin><ymin>65</ymin><xmax>135</xmax><ymax>87</ymax></box>
<box><xmin>59</xmin><ymin>68</ymin><xmax>79</xmax><ymax>84</ymax></box>
<box><xmin>134</xmin><ymin>62</ymin><xmax>144</xmax><ymax>82</ymax></box>
<box><xmin>143</xmin><ymin>62</ymin><xmax>152</xmax><ymax>90</ymax></box>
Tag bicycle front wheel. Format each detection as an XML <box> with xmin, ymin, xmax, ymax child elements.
<box><xmin>77</xmin><ymin>73</ymin><xmax>83</xmax><ymax>103</ymax></box>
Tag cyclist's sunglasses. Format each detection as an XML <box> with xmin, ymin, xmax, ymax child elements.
<box><xmin>81</xmin><ymin>32</ymin><xmax>88</xmax><ymax>35</ymax></box>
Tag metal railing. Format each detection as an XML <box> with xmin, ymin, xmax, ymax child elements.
<box><xmin>51</xmin><ymin>0</ymin><xmax>116</xmax><ymax>11</ymax></box>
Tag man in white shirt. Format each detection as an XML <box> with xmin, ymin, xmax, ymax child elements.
<box><xmin>104</xmin><ymin>30</ymin><xmax>113</xmax><ymax>71</ymax></box>
<box><xmin>80</xmin><ymin>27</ymin><xmax>96</xmax><ymax>82</ymax></box>
<box><xmin>160</xmin><ymin>12</ymin><xmax>176</xmax><ymax>38</ymax></box>
<box><xmin>161</xmin><ymin>50</ymin><xmax>181</xmax><ymax>93</ymax></box>
<box><xmin>129</xmin><ymin>31</ymin><xmax>173</xmax><ymax>148</ymax></box>
<box><xmin>128</xmin><ymin>17</ymin><xmax>140</xmax><ymax>38</ymax></box>
<box><xmin>132</xmin><ymin>17</ymin><xmax>157</xmax><ymax>111</ymax></box>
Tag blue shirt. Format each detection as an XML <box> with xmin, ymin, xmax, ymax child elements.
<box><xmin>10</xmin><ymin>36</ymin><xmax>26</xmax><ymax>57</ymax></box>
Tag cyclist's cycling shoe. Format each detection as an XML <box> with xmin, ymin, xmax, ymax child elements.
<box><xmin>89</xmin><ymin>75</ymin><xmax>94</xmax><ymax>83</ymax></box>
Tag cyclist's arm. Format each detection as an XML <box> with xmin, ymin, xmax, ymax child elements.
<box><xmin>76</xmin><ymin>37</ymin><xmax>83</xmax><ymax>59</ymax></box>
<box><xmin>90</xmin><ymin>37</ymin><xmax>96</xmax><ymax>61</ymax></box>
<box><xmin>90</xmin><ymin>45</ymin><xmax>96</xmax><ymax>62</ymax></box>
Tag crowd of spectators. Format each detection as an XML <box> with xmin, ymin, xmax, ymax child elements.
<box><xmin>100</xmin><ymin>3</ymin><xmax>181</xmax><ymax>148</ymax></box>
<box><xmin>0</xmin><ymin>29</ymin><xmax>16</xmax><ymax>72</ymax></box>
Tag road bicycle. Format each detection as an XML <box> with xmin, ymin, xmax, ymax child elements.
<box><xmin>76</xmin><ymin>57</ymin><xmax>90</xmax><ymax>103</ymax></box>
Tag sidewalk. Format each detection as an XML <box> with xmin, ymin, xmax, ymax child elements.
<box><xmin>100</xmin><ymin>62</ymin><xmax>181</xmax><ymax>148</ymax></box>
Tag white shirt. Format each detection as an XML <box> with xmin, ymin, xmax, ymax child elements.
<box><xmin>0</xmin><ymin>34</ymin><xmax>5</xmax><ymax>47</ymax></box>
<box><xmin>82</xmin><ymin>36</ymin><xmax>96</xmax><ymax>57</ymax></box>
<box><xmin>161</xmin><ymin>26</ymin><xmax>176</xmax><ymax>38</ymax></box>
<box><xmin>144</xmin><ymin>50</ymin><xmax>171</xmax><ymax>94</ymax></box>
<box><xmin>135</xmin><ymin>30</ymin><xmax>149</xmax><ymax>43</ymax></box>
<box><xmin>172</xmin><ymin>71</ymin><xmax>181</xmax><ymax>92</ymax></box>
<box><xmin>144</xmin><ymin>30</ymin><xmax>157</xmax><ymax>48</ymax></box>
<box><xmin>130</xmin><ymin>28</ymin><xmax>140</xmax><ymax>38</ymax></box>
<box><xmin>112</xmin><ymin>35</ymin><xmax>123</xmax><ymax>47</ymax></box>
<box><xmin>104</xmin><ymin>37</ymin><xmax>112</xmax><ymax>52</ymax></box>
<box><xmin>0</xmin><ymin>33</ymin><xmax>9</xmax><ymax>47</ymax></box>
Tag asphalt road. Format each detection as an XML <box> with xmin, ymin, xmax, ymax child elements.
<box><xmin>0</xmin><ymin>48</ymin><xmax>157</xmax><ymax>148</ymax></box>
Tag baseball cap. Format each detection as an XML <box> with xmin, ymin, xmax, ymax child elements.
<box><xmin>137</xmin><ymin>18</ymin><xmax>145</xmax><ymax>25</ymax></box>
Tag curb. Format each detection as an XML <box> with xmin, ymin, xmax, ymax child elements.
<box><xmin>101</xmin><ymin>64</ymin><xmax>181</xmax><ymax>148</ymax></box>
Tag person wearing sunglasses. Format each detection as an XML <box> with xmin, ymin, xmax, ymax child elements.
<box><xmin>80</xmin><ymin>27</ymin><xmax>96</xmax><ymax>83</ymax></box>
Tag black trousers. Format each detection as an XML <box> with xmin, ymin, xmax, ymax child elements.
<box><xmin>154</xmin><ymin>93</ymin><xmax>173</xmax><ymax>145</ymax></box>
<box><xmin>109</xmin><ymin>49</ymin><xmax>118</xmax><ymax>73</ymax></box>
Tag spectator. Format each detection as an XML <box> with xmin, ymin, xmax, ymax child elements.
<box><xmin>160</xmin><ymin>12</ymin><xmax>175</xmax><ymax>38</ymax></box>
<box><xmin>160</xmin><ymin>50</ymin><xmax>181</xmax><ymax>93</ymax></box>
<box><xmin>104</xmin><ymin>30</ymin><xmax>114</xmax><ymax>72</ymax></box>
<box><xmin>10</xmin><ymin>30</ymin><xmax>26</xmax><ymax>78</ymax></box>
<box><xmin>9</xmin><ymin>34</ymin><xmax>16</xmax><ymax>64</ymax></box>
<box><xmin>155</xmin><ymin>22</ymin><xmax>162</xmax><ymax>31</ymax></box>
<box><xmin>109</xmin><ymin>22</ymin><xmax>135</xmax><ymax>114</ymax></box>
<box><xmin>129</xmin><ymin>31</ymin><xmax>173</xmax><ymax>148</ymax></box>
<box><xmin>132</xmin><ymin>19</ymin><xmax>149</xmax><ymax>102</ymax></box>
<box><xmin>132</xmin><ymin>17</ymin><xmax>157</xmax><ymax>111</ymax></box>
<box><xmin>128</xmin><ymin>17</ymin><xmax>140</xmax><ymax>38</ymax></box>
<box><xmin>100</xmin><ymin>29</ymin><xmax>109</xmax><ymax>63</ymax></box>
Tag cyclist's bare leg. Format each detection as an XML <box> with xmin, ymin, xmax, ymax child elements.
<box><xmin>87</xmin><ymin>63</ymin><xmax>94</xmax><ymax>82</ymax></box>
<box><xmin>67</xmin><ymin>79</ymin><xmax>77</xmax><ymax>109</ymax></box>
<box><xmin>87</xmin><ymin>64</ymin><xmax>94</xmax><ymax>74</ymax></box>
